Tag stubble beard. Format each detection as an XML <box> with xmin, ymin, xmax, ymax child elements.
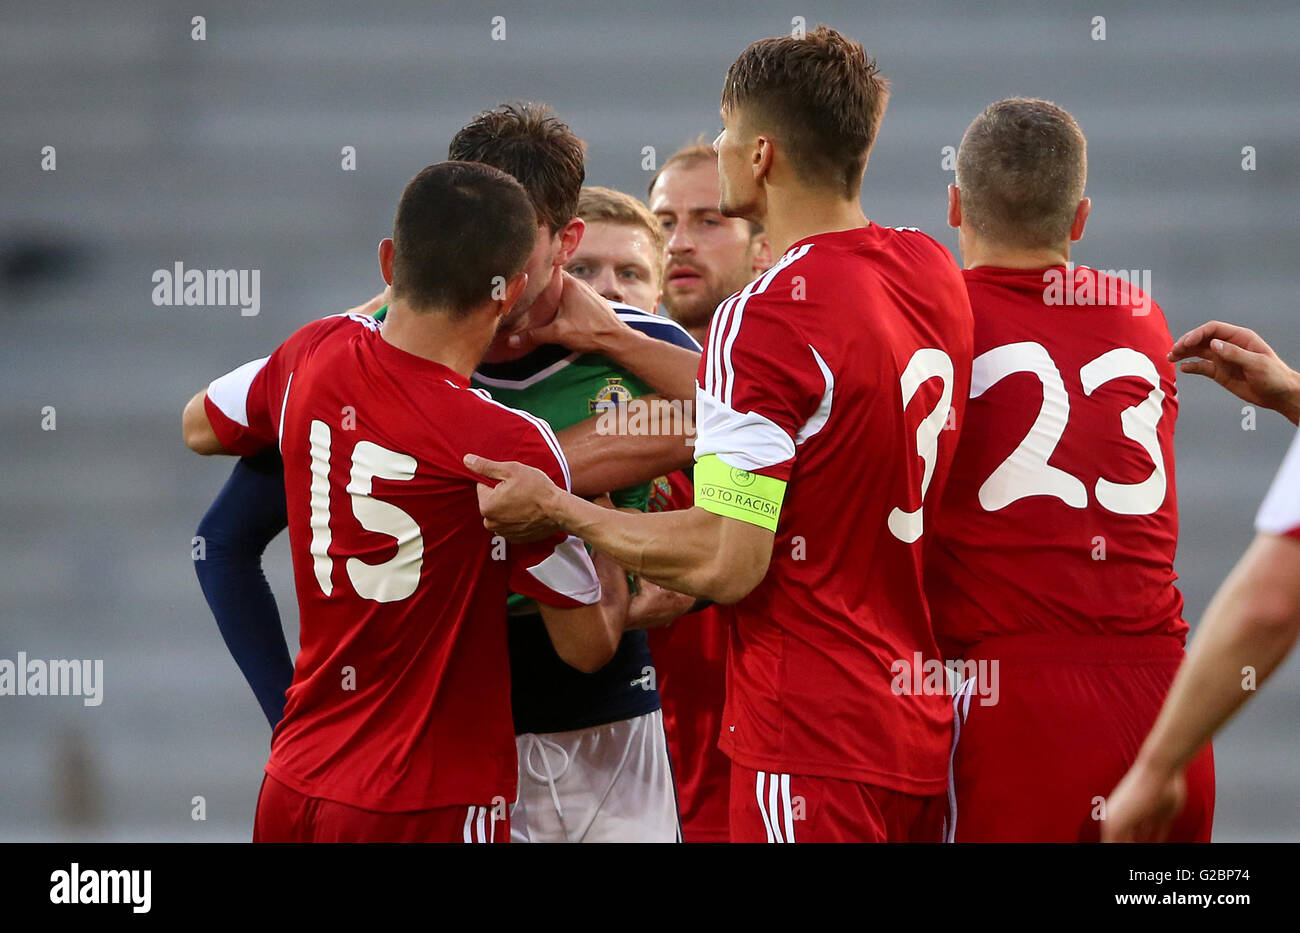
<box><xmin>664</xmin><ymin>253</ymin><xmax>757</xmax><ymax>334</ymax></box>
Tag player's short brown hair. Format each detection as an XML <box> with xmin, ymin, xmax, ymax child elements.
<box><xmin>721</xmin><ymin>26</ymin><xmax>889</xmax><ymax>198</ymax></box>
<box><xmin>391</xmin><ymin>161</ymin><xmax>537</xmax><ymax>316</ymax></box>
<box><xmin>647</xmin><ymin>137</ymin><xmax>764</xmax><ymax>237</ymax></box>
<box><xmin>647</xmin><ymin>139</ymin><xmax>716</xmax><ymax>199</ymax></box>
<box><xmin>576</xmin><ymin>186</ymin><xmax>666</xmax><ymax>274</ymax></box>
<box><xmin>448</xmin><ymin>102</ymin><xmax>586</xmax><ymax>232</ymax></box>
<box><xmin>956</xmin><ymin>98</ymin><xmax>1088</xmax><ymax>249</ymax></box>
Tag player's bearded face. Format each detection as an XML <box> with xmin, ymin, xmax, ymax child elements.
<box><xmin>654</xmin><ymin>161</ymin><xmax>766</xmax><ymax>330</ymax></box>
<box><xmin>662</xmin><ymin>236</ymin><xmax>761</xmax><ymax>329</ymax></box>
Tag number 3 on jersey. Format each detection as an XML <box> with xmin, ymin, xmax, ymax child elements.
<box><xmin>888</xmin><ymin>348</ymin><xmax>955</xmax><ymax>544</ymax></box>
<box><xmin>308</xmin><ymin>419</ymin><xmax>423</xmax><ymax>602</ymax></box>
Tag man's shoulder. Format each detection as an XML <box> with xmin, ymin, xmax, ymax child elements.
<box><xmin>467</xmin><ymin>387</ymin><xmax>569</xmax><ymax>478</ymax></box>
<box><xmin>302</xmin><ymin>311</ymin><xmax>381</xmax><ymax>340</ymax></box>
<box><xmin>278</xmin><ymin>311</ymin><xmax>380</xmax><ymax>365</ymax></box>
<box><xmin>610</xmin><ymin>302</ymin><xmax>701</xmax><ymax>350</ymax></box>
<box><xmin>462</xmin><ymin>384</ymin><xmax>551</xmax><ymax>432</ymax></box>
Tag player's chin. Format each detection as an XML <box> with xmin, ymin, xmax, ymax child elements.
<box><xmin>664</xmin><ymin>296</ymin><xmax>715</xmax><ymax>329</ymax></box>
<box><xmin>718</xmin><ymin>195</ymin><xmax>757</xmax><ymax>223</ymax></box>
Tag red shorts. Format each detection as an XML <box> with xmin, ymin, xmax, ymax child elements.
<box><xmin>253</xmin><ymin>773</ymin><xmax>509</xmax><ymax>843</ymax></box>
<box><xmin>649</xmin><ymin>606</ymin><xmax>731</xmax><ymax>843</ymax></box>
<box><xmin>949</xmin><ymin>634</ymin><xmax>1215</xmax><ymax>842</ymax></box>
<box><xmin>729</xmin><ymin>764</ymin><xmax>946</xmax><ymax>842</ymax></box>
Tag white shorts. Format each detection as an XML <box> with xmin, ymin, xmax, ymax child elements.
<box><xmin>511</xmin><ymin>709</ymin><xmax>680</xmax><ymax>843</ymax></box>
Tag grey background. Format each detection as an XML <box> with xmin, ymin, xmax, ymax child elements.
<box><xmin>1</xmin><ymin>0</ymin><xmax>1296</xmax><ymax>841</ymax></box>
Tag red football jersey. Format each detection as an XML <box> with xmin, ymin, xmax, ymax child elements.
<box><xmin>1256</xmin><ymin>427</ymin><xmax>1300</xmax><ymax>541</ymax></box>
<box><xmin>695</xmin><ymin>225</ymin><xmax>974</xmax><ymax>795</ymax></box>
<box><xmin>645</xmin><ymin>470</ymin><xmax>731</xmax><ymax>842</ymax></box>
<box><xmin>927</xmin><ymin>265</ymin><xmax>1187</xmax><ymax>656</ymax></box>
<box><xmin>204</xmin><ymin>313</ymin><xmax>601</xmax><ymax>811</ymax></box>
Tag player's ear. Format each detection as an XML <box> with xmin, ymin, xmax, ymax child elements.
<box><xmin>1070</xmin><ymin>198</ymin><xmax>1091</xmax><ymax>242</ymax></box>
<box><xmin>497</xmin><ymin>271</ymin><xmax>529</xmax><ymax>319</ymax></box>
<box><xmin>378</xmin><ymin>238</ymin><xmax>395</xmax><ymax>285</ymax></box>
<box><xmin>753</xmin><ymin>135</ymin><xmax>774</xmax><ymax>184</ymax></box>
<box><xmin>947</xmin><ymin>185</ymin><xmax>962</xmax><ymax>229</ymax></box>
<box><xmin>553</xmin><ymin>217</ymin><xmax>585</xmax><ymax>266</ymax></box>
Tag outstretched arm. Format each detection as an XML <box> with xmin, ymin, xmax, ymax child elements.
<box><xmin>466</xmin><ymin>454</ymin><xmax>773</xmax><ymax>605</ymax></box>
<box><xmin>1104</xmin><ymin>532</ymin><xmax>1300</xmax><ymax>841</ymax></box>
<box><xmin>194</xmin><ymin>452</ymin><xmax>295</xmax><ymax>728</ymax></box>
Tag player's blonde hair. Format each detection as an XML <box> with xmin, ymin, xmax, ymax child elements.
<box><xmin>576</xmin><ymin>186</ymin><xmax>666</xmax><ymax>282</ymax></box>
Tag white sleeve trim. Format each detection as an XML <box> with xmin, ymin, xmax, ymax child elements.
<box><xmin>692</xmin><ymin>384</ymin><xmax>795</xmax><ymax>472</ymax></box>
<box><xmin>1256</xmin><ymin>428</ymin><xmax>1300</xmax><ymax>535</ymax></box>
<box><xmin>794</xmin><ymin>345</ymin><xmax>834</xmax><ymax>445</ymax></box>
<box><xmin>525</xmin><ymin>535</ymin><xmax>602</xmax><ymax>605</ymax></box>
<box><xmin>207</xmin><ymin>356</ymin><xmax>269</xmax><ymax>428</ymax></box>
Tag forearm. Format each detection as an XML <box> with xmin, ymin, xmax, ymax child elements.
<box><xmin>1135</xmin><ymin>535</ymin><xmax>1300</xmax><ymax>777</ymax></box>
<box><xmin>1279</xmin><ymin>376</ymin><xmax>1300</xmax><ymax>425</ymax></box>
<box><xmin>537</xmin><ymin>552</ymin><xmax>628</xmax><ymax>674</ymax></box>
<box><xmin>591</xmin><ymin>549</ymin><xmax>631</xmax><ymax>647</ymax></box>
<box><xmin>550</xmin><ymin>496</ymin><xmax>715</xmax><ymax>597</ymax></box>
<box><xmin>470</xmin><ymin>451</ymin><xmax>774</xmax><ymax>602</ymax></box>
<box><xmin>1260</xmin><ymin>364</ymin><xmax>1300</xmax><ymax>425</ymax></box>
<box><xmin>194</xmin><ymin>457</ymin><xmax>294</xmax><ymax>727</ymax></box>
<box><xmin>596</xmin><ymin>329</ymin><xmax>700</xmax><ymax>402</ymax></box>
<box><xmin>558</xmin><ymin>417</ymin><xmax>695</xmax><ymax>497</ymax></box>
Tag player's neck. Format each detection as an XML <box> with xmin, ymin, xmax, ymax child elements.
<box><xmin>380</xmin><ymin>299</ymin><xmax>493</xmax><ymax>379</ymax></box>
<box><xmin>962</xmin><ymin>238</ymin><xmax>1071</xmax><ymax>271</ymax></box>
<box><xmin>763</xmin><ymin>188</ymin><xmax>868</xmax><ymax>257</ymax></box>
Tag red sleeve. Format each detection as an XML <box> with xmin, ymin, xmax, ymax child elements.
<box><xmin>695</xmin><ymin>287</ymin><xmax>828</xmax><ymax>481</ymax></box>
<box><xmin>204</xmin><ymin>313</ymin><xmax>368</xmax><ymax>457</ymax></box>
<box><xmin>476</xmin><ymin>405</ymin><xmax>602</xmax><ymax>608</ymax></box>
<box><xmin>205</xmin><ymin>357</ymin><xmax>275</xmax><ymax>456</ymax></box>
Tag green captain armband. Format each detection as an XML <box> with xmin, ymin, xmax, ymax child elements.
<box><xmin>693</xmin><ymin>454</ymin><xmax>786</xmax><ymax>532</ymax></box>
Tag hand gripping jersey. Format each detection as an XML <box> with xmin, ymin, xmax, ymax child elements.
<box><xmin>204</xmin><ymin>313</ymin><xmax>601</xmax><ymax>811</ymax></box>
<box><xmin>693</xmin><ymin>225</ymin><xmax>974</xmax><ymax>795</ymax></box>
<box><xmin>926</xmin><ymin>265</ymin><xmax>1187</xmax><ymax>656</ymax></box>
